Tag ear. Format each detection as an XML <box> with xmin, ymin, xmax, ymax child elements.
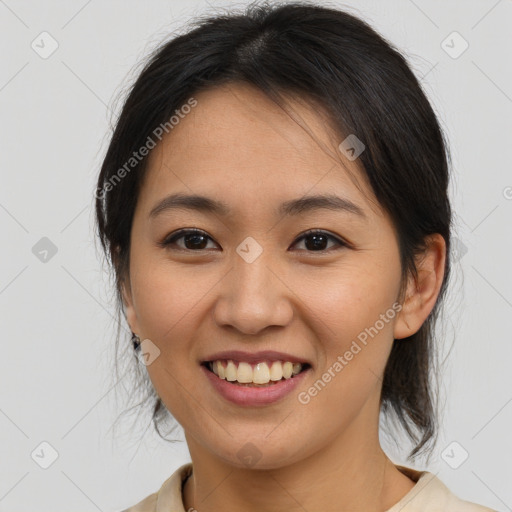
<box><xmin>121</xmin><ymin>276</ymin><xmax>140</xmax><ymax>336</ymax></box>
<box><xmin>114</xmin><ymin>245</ymin><xmax>140</xmax><ymax>335</ymax></box>
<box><xmin>393</xmin><ymin>233</ymin><xmax>446</xmax><ymax>340</ymax></box>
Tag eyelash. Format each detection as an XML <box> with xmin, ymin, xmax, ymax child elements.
<box><xmin>158</xmin><ymin>228</ymin><xmax>348</xmax><ymax>253</ymax></box>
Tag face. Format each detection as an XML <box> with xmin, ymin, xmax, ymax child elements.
<box><xmin>122</xmin><ymin>82</ymin><xmax>412</xmax><ymax>469</ymax></box>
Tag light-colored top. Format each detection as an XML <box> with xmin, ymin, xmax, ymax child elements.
<box><xmin>121</xmin><ymin>463</ymin><xmax>496</xmax><ymax>512</ymax></box>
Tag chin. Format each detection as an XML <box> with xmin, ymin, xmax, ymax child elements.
<box><xmin>207</xmin><ymin>435</ymin><xmax>314</xmax><ymax>471</ymax></box>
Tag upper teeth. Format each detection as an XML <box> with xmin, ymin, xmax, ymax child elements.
<box><xmin>209</xmin><ymin>360</ymin><xmax>304</xmax><ymax>384</ymax></box>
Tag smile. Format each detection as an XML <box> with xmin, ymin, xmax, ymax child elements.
<box><xmin>201</xmin><ymin>359</ymin><xmax>311</xmax><ymax>406</ymax></box>
<box><xmin>203</xmin><ymin>359</ymin><xmax>310</xmax><ymax>386</ymax></box>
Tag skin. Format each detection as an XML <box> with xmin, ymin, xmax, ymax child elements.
<box><xmin>121</xmin><ymin>82</ymin><xmax>446</xmax><ymax>512</ymax></box>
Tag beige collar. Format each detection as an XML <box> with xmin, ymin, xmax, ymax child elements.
<box><xmin>138</xmin><ymin>462</ymin><xmax>494</xmax><ymax>512</ymax></box>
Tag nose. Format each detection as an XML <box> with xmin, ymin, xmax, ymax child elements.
<box><xmin>212</xmin><ymin>248</ymin><xmax>294</xmax><ymax>335</ymax></box>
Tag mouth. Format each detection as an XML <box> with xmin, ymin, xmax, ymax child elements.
<box><xmin>201</xmin><ymin>359</ymin><xmax>312</xmax><ymax>387</ymax></box>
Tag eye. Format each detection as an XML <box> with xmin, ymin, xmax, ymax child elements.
<box><xmin>290</xmin><ymin>229</ymin><xmax>347</xmax><ymax>252</ymax></box>
<box><xmin>159</xmin><ymin>228</ymin><xmax>347</xmax><ymax>253</ymax></box>
<box><xmin>159</xmin><ymin>228</ymin><xmax>219</xmax><ymax>251</ymax></box>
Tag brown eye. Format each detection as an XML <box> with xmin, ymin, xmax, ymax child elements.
<box><xmin>291</xmin><ymin>230</ymin><xmax>346</xmax><ymax>252</ymax></box>
<box><xmin>160</xmin><ymin>229</ymin><xmax>219</xmax><ymax>251</ymax></box>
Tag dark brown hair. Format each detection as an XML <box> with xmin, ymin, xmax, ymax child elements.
<box><xmin>95</xmin><ymin>1</ymin><xmax>452</xmax><ymax>461</ymax></box>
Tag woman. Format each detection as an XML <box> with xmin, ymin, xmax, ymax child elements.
<box><xmin>95</xmin><ymin>2</ymin><xmax>496</xmax><ymax>511</ymax></box>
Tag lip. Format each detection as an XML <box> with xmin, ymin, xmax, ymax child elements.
<box><xmin>200</xmin><ymin>363</ymin><xmax>311</xmax><ymax>407</ymax></box>
<box><xmin>200</xmin><ymin>350</ymin><xmax>312</xmax><ymax>366</ymax></box>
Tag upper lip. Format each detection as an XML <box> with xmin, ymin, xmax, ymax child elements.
<box><xmin>201</xmin><ymin>350</ymin><xmax>312</xmax><ymax>366</ymax></box>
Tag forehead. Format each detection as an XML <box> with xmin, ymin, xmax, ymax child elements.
<box><xmin>139</xmin><ymin>82</ymin><xmax>380</xmax><ymax>219</ymax></box>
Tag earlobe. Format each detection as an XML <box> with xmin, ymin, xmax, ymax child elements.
<box><xmin>393</xmin><ymin>234</ymin><xmax>446</xmax><ymax>340</ymax></box>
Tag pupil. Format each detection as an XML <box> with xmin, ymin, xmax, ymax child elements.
<box><xmin>185</xmin><ymin>234</ymin><xmax>207</xmax><ymax>250</ymax></box>
<box><xmin>306</xmin><ymin>234</ymin><xmax>327</xmax><ymax>251</ymax></box>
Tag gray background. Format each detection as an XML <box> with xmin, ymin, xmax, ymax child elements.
<box><xmin>1</xmin><ymin>0</ymin><xmax>511</xmax><ymax>511</ymax></box>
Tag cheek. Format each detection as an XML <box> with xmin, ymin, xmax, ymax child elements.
<box><xmin>288</xmin><ymin>264</ymin><xmax>400</xmax><ymax>433</ymax></box>
<box><xmin>130</xmin><ymin>258</ymin><xmax>215</xmax><ymax>343</ymax></box>
<box><xmin>129</xmin><ymin>260</ymin><xmax>212</xmax><ymax>423</ymax></box>
<box><xmin>293</xmin><ymin>256</ymin><xmax>401</xmax><ymax>347</ymax></box>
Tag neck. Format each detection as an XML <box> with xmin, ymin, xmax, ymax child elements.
<box><xmin>182</xmin><ymin>419</ymin><xmax>416</xmax><ymax>512</ymax></box>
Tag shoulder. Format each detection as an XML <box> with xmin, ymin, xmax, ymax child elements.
<box><xmin>388</xmin><ymin>467</ymin><xmax>497</xmax><ymax>512</ymax></box>
<box><xmin>440</xmin><ymin>479</ymin><xmax>496</xmax><ymax>512</ymax></box>
<box><xmin>119</xmin><ymin>462</ymin><xmax>193</xmax><ymax>512</ymax></box>
<box><xmin>119</xmin><ymin>492</ymin><xmax>158</xmax><ymax>512</ymax></box>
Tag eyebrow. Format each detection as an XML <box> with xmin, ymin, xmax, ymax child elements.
<box><xmin>149</xmin><ymin>192</ymin><xmax>367</xmax><ymax>220</ymax></box>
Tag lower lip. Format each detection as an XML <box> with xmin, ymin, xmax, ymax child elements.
<box><xmin>200</xmin><ymin>364</ymin><xmax>310</xmax><ymax>407</ymax></box>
